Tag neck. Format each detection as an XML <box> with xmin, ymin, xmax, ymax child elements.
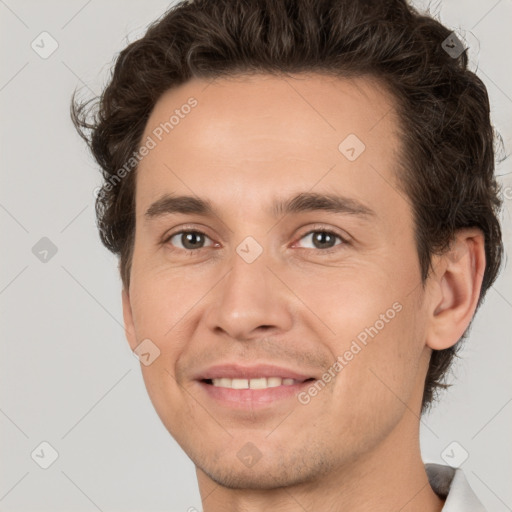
<box><xmin>196</xmin><ymin>404</ymin><xmax>444</xmax><ymax>512</ymax></box>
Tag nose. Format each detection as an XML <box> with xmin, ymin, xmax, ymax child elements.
<box><xmin>204</xmin><ymin>246</ymin><xmax>294</xmax><ymax>342</ymax></box>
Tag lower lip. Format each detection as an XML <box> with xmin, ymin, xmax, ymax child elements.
<box><xmin>196</xmin><ymin>380</ymin><xmax>314</xmax><ymax>409</ymax></box>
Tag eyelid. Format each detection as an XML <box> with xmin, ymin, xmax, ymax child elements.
<box><xmin>162</xmin><ymin>224</ymin><xmax>217</xmax><ymax>246</ymax></box>
<box><xmin>291</xmin><ymin>224</ymin><xmax>349</xmax><ymax>251</ymax></box>
<box><xmin>296</xmin><ymin>224</ymin><xmax>349</xmax><ymax>241</ymax></box>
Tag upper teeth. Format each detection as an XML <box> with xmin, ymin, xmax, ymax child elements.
<box><xmin>211</xmin><ymin>377</ymin><xmax>300</xmax><ymax>389</ymax></box>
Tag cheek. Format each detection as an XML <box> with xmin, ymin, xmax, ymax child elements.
<box><xmin>283</xmin><ymin>260</ymin><xmax>410</xmax><ymax>342</ymax></box>
<box><xmin>325</xmin><ymin>293</ymin><xmax>425</xmax><ymax>433</ymax></box>
<box><xmin>137</xmin><ymin>362</ymin><xmax>193</xmax><ymax>444</ymax></box>
<box><xmin>129</xmin><ymin>261</ymin><xmax>208</xmax><ymax>341</ymax></box>
<box><xmin>305</xmin><ymin>264</ymin><xmax>425</xmax><ymax>429</ymax></box>
<box><xmin>127</xmin><ymin>271</ymin><xmax>194</xmax><ymax>413</ymax></box>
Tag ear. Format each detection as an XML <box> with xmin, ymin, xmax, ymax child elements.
<box><xmin>122</xmin><ymin>287</ymin><xmax>138</xmax><ymax>351</ymax></box>
<box><xmin>425</xmin><ymin>228</ymin><xmax>486</xmax><ymax>350</ymax></box>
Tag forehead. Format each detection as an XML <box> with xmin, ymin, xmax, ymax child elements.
<box><xmin>135</xmin><ymin>73</ymin><xmax>404</xmax><ymax>219</ymax></box>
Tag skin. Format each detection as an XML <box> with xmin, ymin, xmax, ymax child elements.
<box><xmin>121</xmin><ymin>74</ymin><xmax>485</xmax><ymax>511</ymax></box>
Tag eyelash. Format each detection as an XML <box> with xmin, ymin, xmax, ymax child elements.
<box><xmin>162</xmin><ymin>225</ymin><xmax>349</xmax><ymax>255</ymax></box>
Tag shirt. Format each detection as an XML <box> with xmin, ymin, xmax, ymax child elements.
<box><xmin>425</xmin><ymin>463</ymin><xmax>487</xmax><ymax>511</ymax></box>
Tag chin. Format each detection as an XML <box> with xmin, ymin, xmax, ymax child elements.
<box><xmin>201</xmin><ymin>465</ymin><xmax>311</xmax><ymax>490</ymax></box>
<box><xmin>196</xmin><ymin>449</ymin><xmax>335</xmax><ymax>491</ymax></box>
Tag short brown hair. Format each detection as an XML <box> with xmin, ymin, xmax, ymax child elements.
<box><xmin>71</xmin><ymin>0</ymin><xmax>504</xmax><ymax>412</ymax></box>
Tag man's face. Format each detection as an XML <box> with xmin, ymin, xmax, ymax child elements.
<box><xmin>123</xmin><ymin>74</ymin><xmax>433</xmax><ymax>488</ymax></box>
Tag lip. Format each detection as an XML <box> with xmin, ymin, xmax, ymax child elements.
<box><xmin>196</xmin><ymin>379</ymin><xmax>315</xmax><ymax>409</ymax></box>
<box><xmin>193</xmin><ymin>363</ymin><xmax>317</xmax><ymax>410</ymax></box>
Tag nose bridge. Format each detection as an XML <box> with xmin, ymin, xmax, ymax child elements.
<box><xmin>205</xmin><ymin>239</ymin><xmax>293</xmax><ymax>340</ymax></box>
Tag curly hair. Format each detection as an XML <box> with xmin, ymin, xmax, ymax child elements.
<box><xmin>70</xmin><ymin>0</ymin><xmax>504</xmax><ymax>413</ymax></box>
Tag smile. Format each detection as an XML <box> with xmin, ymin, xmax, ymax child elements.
<box><xmin>206</xmin><ymin>377</ymin><xmax>309</xmax><ymax>389</ymax></box>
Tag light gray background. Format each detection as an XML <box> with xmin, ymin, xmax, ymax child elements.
<box><xmin>1</xmin><ymin>1</ymin><xmax>511</xmax><ymax>511</ymax></box>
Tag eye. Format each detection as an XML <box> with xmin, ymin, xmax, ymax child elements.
<box><xmin>295</xmin><ymin>229</ymin><xmax>346</xmax><ymax>252</ymax></box>
<box><xmin>163</xmin><ymin>227</ymin><xmax>347</xmax><ymax>254</ymax></box>
<box><xmin>164</xmin><ymin>230</ymin><xmax>215</xmax><ymax>251</ymax></box>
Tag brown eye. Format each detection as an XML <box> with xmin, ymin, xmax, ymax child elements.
<box><xmin>297</xmin><ymin>230</ymin><xmax>345</xmax><ymax>251</ymax></box>
<box><xmin>166</xmin><ymin>230</ymin><xmax>214</xmax><ymax>250</ymax></box>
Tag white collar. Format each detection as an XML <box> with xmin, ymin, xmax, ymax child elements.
<box><xmin>425</xmin><ymin>463</ymin><xmax>487</xmax><ymax>511</ymax></box>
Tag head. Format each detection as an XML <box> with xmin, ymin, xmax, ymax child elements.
<box><xmin>72</xmin><ymin>0</ymin><xmax>503</xmax><ymax>491</ymax></box>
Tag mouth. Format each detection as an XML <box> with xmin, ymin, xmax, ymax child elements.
<box><xmin>193</xmin><ymin>363</ymin><xmax>319</xmax><ymax>409</ymax></box>
<box><xmin>201</xmin><ymin>376</ymin><xmax>315</xmax><ymax>389</ymax></box>
<box><xmin>195</xmin><ymin>366</ymin><xmax>317</xmax><ymax>409</ymax></box>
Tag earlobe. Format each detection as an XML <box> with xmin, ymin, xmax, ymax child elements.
<box><xmin>122</xmin><ymin>288</ymin><xmax>138</xmax><ymax>351</ymax></box>
<box><xmin>426</xmin><ymin>228</ymin><xmax>486</xmax><ymax>351</ymax></box>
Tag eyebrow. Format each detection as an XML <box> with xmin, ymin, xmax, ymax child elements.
<box><xmin>144</xmin><ymin>192</ymin><xmax>376</xmax><ymax>221</ymax></box>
